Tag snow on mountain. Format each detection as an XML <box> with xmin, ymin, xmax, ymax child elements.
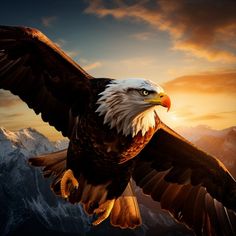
<box><xmin>0</xmin><ymin>127</ymin><xmax>56</xmax><ymax>157</ymax></box>
<box><xmin>0</xmin><ymin>127</ymin><xmax>192</xmax><ymax>236</ymax></box>
<box><xmin>0</xmin><ymin>127</ymin><xmax>91</xmax><ymax>236</ymax></box>
<box><xmin>54</xmin><ymin>138</ymin><xmax>69</xmax><ymax>150</ymax></box>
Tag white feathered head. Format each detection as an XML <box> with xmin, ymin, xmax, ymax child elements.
<box><xmin>96</xmin><ymin>79</ymin><xmax>171</xmax><ymax>137</ymax></box>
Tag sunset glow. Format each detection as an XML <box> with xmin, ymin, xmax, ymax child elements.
<box><xmin>0</xmin><ymin>0</ymin><xmax>235</xmax><ymax>140</ymax></box>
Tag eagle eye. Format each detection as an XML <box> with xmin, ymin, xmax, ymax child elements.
<box><xmin>139</xmin><ymin>89</ymin><xmax>149</xmax><ymax>96</ymax></box>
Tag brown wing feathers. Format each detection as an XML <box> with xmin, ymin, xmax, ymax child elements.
<box><xmin>133</xmin><ymin>122</ymin><xmax>236</xmax><ymax>235</ymax></box>
<box><xmin>0</xmin><ymin>25</ymin><xmax>92</xmax><ymax>137</ymax></box>
<box><xmin>133</xmin><ymin>167</ymin><xmax>236</xmax><ymax>235</ymax></box>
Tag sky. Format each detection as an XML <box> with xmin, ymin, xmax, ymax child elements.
<box><xmin>0</xmin><ymin>0</ymin><xmax>236</xmax><ymax>140</ymax></box>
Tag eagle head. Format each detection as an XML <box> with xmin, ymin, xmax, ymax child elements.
<box><xmin>96</xmin><ymin>79</ymin><xmax>171</xmax><ymax>137</ymax></box>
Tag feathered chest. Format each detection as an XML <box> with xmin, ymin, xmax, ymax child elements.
<box><xmin>72</xmin><ymin>110</ymin><xmax>160</xmax><ymax>164</ymax></box>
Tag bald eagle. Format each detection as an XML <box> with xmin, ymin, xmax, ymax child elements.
<box><xmin>0</xmin><ymin>25</ymin><xmax>236</xmax><ymax>235</ymax></box>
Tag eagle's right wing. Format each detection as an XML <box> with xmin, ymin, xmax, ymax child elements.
<box><xmin>0</xmin><ymin>25</ymin><xmax>93</xmax><ymax>137</ymax></box>
<box><xmin>133</xmin><ymin>122</ymin><xmax>236</xmax><ymax>235</ymax></box>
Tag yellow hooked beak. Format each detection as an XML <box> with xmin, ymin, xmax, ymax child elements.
<box><xmin>144</xmin><ymin>92</ymin><xmax>171</xmax><ymax>111</ymax></box>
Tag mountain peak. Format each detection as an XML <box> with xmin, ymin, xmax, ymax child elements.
<box><xmin>0</xmin><ymin>127</ymin><xmax>56</xmax><ymax>158</ymax></box>
<box><xmin>0</xmin><ymin>127</ymin><xmax>46</xmax><ymax>140</ymax></box>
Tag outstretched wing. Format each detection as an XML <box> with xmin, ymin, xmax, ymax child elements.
<box><xmin>133</xmin><ymin>122</ymin><xmax>236</xmax><ymax>235</ymax></box>
<box><xmin>0</xmin><ymin>25</ymin><xmax>93</xmax><ymax>137</ymax></box>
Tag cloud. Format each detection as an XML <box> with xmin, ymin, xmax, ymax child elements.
<box><xmin>5</xmin><ymin>113</ymin><xmax>23</xmax><ymax>118</ymax></box>
<box><xmin>190</xmin><ymin>114</ymin><xmax>222</xmax><ymax>121</ymax></box>
<box><xmin>64</xmin><ymin>50</ymin><xmax>80</xmax><ymax>58</ymax></box>
<box><xmin>0</xmin><ymin>112</ymin><xmax>23</xmax><ymax>120</ymax></box>
<box><xmin>41</xmin><ymin>16</ymin><xmax>57</xmax><ymax>27</ymax></box>
<box><xmin>173</xmin><ymin>41</ymin><xmax>236</xmax><ymax>63</ymax></box>
<box><xmin>189</xmin><ymin>110</ymin><xmax>236</xmax><ymax>122</ymax></box>
<box><xmin>52</xmin><ymin>39</ymin><xmax>80</xmax><ymax>59</ymax></box>
<box><xmin>130</xmin><ymin>32</ymin><xmax>153</xmax><ymax>41</ymax></box>
<box><xmin>0</xmin><ymin>90</ymin><xmax>20</xmax><ymax>107</ymax></box>
<box><xmin>83</xmin><ymin>61</ymin><xmax>102</xmax><ymax>71</ymax></box>
<box><xmin>54</xmin><ymin>38</ymin><xmax>67</xmax><ymax>48</ymax></box>
<box><xmin>163</xmin><ymin>72</ymin><xmax>236</xmax><ymax>94</ymax></box>
<box><xmin>85</xmin><ymin>0</ymin><xmax>236</xmax><ymax>63</ymax></box>
<box><xmin>170</xmin><ymin>107</ymin><xmax>195</xmax><ymax>118</ymax></box>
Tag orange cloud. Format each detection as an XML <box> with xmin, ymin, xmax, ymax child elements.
<box><xmin>190</xmin><ymin>114</ymin><xmax>222</xmax><ymax>121</ymax></box>
<box><xmin>173</xmin><ymin>40</ymin><xmax>236</xmax><ymax>63</ymax></box>
<box><xmin>189</xmin><ymin>110</ymin><xmax>236</xmax><ymax>122</ymax></box>
<box><xmin>0</xmin><ymin>90</ymin><xmax>20</xmax><ymax>107</ymax></box>
<box><xmin>163</xmin><ymin>72</ymin><xmax>236</xmax><ymax>94</ymax></box>
<box><xmin>85</xmin><ymin>0</ymin><xmax>236</xmax><ymax>63</ymax></box>
<box><xmin>0</xmin><ymin>113</ymin><xmax>23</xmax><ymax>118</ymax></box>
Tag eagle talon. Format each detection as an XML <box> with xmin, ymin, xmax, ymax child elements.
<box><xmin>60</xmin><ymin>169</ymin><xmax>79</xmax><ymax>199</ymax></box>
<box><xmin>92</xmin><ymin>199</ymin><xmax>115</xmax><ymax>226</ymax></box>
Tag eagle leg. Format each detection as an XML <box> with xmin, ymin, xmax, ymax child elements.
<box><xmin>60</xmin><ymin>169</ymin><xmax>79</xmax><ymax>199</ymax></box>
<box><xmin>92</xmin><ymin>199</ymin><xmax>115</xmax><ymax>226</ymax></box>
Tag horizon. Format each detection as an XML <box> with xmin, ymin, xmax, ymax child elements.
<box><xmin>0</xmin><ymin>0</ymin><xmax>235</xmax><ymax>140</ymax></box>
<box><xmin>1</xmin><ymin>123</ymin><xmax>235</xmax><ymax>142</ymax></box>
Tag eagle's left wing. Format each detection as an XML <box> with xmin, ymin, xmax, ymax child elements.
<box><xmin>132</xmin><ymin>122</ymin><xmax>236</xmax><ymax>235</ymax></box>
<box><xmin>0</xmin><ymin>25</ymin><xmax>93</xmax><ymax>137</ymax></box>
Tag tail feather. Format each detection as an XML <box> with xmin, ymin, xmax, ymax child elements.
<box><xmin>28</xmin><ymin>149</ymin><xmax>67</xmax><ymax>194</ymax></box>
<box><xmin>110</xmin><ymin>182</ymin><xmax>142</xmax><ymax>229</ymax></box>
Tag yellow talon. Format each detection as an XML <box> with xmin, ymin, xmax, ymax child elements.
<box><xmin>60</xmin><ymin>169</ymin><xmax>79</xmax><ymax>199</ymax></box>
<box><xmin>92</xmin><ymin>199</ymin><xmax>115</xmax><ymax>226</ymax></box>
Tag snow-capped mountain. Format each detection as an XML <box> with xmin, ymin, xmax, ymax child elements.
<box><xmin>0</xmin><ymin>127</ymin><xmax>191</xmax><ymax>236</ymax></box>
<box><xmin>0</xmin><ymin>127</ymin><xmax>56</xmax><ymax>157</ymax></box>
<box><xmin>0</xmin><ymin>127</ymin><xmax>90</xmax><ymax>236</ymax></box>
<box><xmin>53</xmin><ymin>139</ymin><xmax>69</xmax><ymax>150</ymax></box>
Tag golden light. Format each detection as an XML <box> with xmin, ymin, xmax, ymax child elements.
<box><xmin>170</xmin><ymin>113</ymin><xmax>178</xmax><ymax>121</ymax></box>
